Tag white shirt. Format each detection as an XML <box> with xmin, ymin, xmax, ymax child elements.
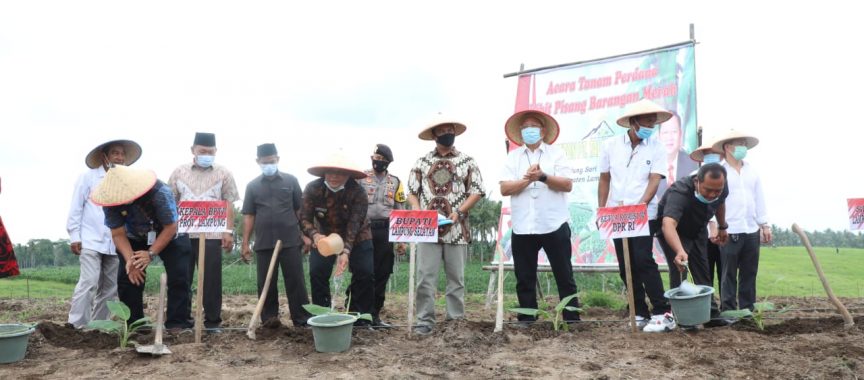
<box><xmin>66</xmin><ymin>167</ymin><xmax>116</xmax><ymax>255</ymax></box>
<box><xmin>501</xmin><ymin>143</ymin><xmax>573</xmax><ymax>235</ymax></box>
<box><xmin>722</xmin><ymin>160</ymin><xmax>768</xmax><ymax>234</ymax></box>
<box><xmin>599</xmin><ymin>133</ymin><xmax>668</xmax><ymax>219</ymax></box>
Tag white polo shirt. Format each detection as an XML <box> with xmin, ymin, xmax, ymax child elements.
<box><xmin>721</xmin><ymin>161</ymin><xmax>768</xmax><ymax>234</ymax></box>
<box><xmin>599</xmin><ymin>133</ymin><xmax>668</xmax><ymax>219</ymax></box>
<box><xmin>501</xmin><ymin>143</ymin><xmax>573</xmax><ymax>235</ymax></box>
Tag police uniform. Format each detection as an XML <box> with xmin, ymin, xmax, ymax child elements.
<box><xmin>359</xmin><ymin>144</ymin><xmax>406</xmax><ymax>324</ymax></box>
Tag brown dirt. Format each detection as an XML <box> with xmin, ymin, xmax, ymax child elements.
<box><xmin>1</xmin><ymin>295</ymin><xmax>863</xmax><ymax>379</ymax></box>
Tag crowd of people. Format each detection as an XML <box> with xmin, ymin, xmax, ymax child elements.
<box><xmin>4</xmin><ymin>98</ymin><xmax>769</xmax><ymax>335</ymax></box>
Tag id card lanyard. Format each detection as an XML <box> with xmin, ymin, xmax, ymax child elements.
<box><xmin>147</xmin><ymin>221</ymin><xmax>156</xmax><ymax>246</ymax></box>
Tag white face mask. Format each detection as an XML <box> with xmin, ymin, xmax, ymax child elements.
<box><xmin>324</xmin><ymin>181</ymin><xmax>345</xmax><ymax>192</ymax></box>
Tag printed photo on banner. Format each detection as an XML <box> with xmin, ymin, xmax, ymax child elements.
<box><xmin>177</xmin><ymin>200</ymin><xmax>229</xmax><ymax>234</ymax></box>
<box><xmin>848</xmin><ymin>198</ymin><xmax>864</xmax><ymax>231</ymax></box>
<box><xmin>389</xmin><ymin>210</ymin><xmax>439</xmax><ymax>243</ymax></box>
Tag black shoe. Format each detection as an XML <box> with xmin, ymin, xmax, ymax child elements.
<box><xmin>354</xmin><ymin>319</ymin><xmax>373</xmax><ymax>328</ymax></box>
<box><xmin>511</xmin><ymin>320</ymin><xmax>535</xmax><ymax>329</ymax></box>
<box><xmin>704</xmin><ymin>317</ymin><xmax>737</xmax><ymax>328</ymax></box>
<box><xmin>413</xmin><ymin>325</ymin><xmax>433</xmax><ymax>335</ymax></box>
<box><xmin>372</xmin><ymin>318</ymin><xmax>392</xmax><ymax>329</ymax></box>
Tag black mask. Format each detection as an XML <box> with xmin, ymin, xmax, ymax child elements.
<box><xmin>435</xmin><ymin>133</ymin><xmax>456</xmax><ymax>147</ymax></box>
<box><xmin>372</xmin><ymin>159</ymin><xmax>389</xmax><ymax>173</ymax></box>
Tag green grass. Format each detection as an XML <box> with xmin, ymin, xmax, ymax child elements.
<box><xmin>4</xmin><ymin>247</ymin><xmax>863</xmax><ymax>301</ymax></box>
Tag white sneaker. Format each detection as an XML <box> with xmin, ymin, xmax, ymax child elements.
<box><xmin>629</xmin><ymin>315</ymin><xmax>648</xmax><ymax>329</ymax></box>
<box><xmin>643</xmin><ymin>312</ymin><xmax>677</xmax><ymax>332</ymax></box>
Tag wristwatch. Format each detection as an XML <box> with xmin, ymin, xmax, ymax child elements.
<box><xmin>148</xmin><ymin>250</ymin><xmax>157</xmax><ymax>258</ymax></box>
<box><xmin>456</xmin><ymin>209</ymin><xmax>466</xmax><ymax>220</ymax></box>
<box><xmin>538</xmin><ymin>174</ymin><xmax>548</xmax><ymax>183</ymax></box>
<box><xmin>717</xmin><ymin>224</ymin><xmax>729</xmax><ymax>230</ymax></box>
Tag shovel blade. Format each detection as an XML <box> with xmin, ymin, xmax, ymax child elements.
<box><xmin>136</xmin><ymin>343</ymin><xmax>172</xmax><ymax>355</ymax></box>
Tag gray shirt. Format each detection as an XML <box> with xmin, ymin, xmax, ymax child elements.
<box><xmin>359</xmin><ymin>169</ymin><xmax>405</xmax><ymax>220</ymax></box>
<box><xmin>241</xmin><ymin>172</ymin><xmax>303</xmax><ymax>250</ymax></box>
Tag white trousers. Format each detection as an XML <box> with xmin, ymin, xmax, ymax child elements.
<box><xmin>68</xmin><ymin>248</ymin><xmax>119</xmax><ymax>328</ymax></box>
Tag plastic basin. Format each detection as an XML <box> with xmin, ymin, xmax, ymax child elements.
<box><xmin>307</xmin><ymin>314</ymin><xmax>357</xmax><ymax>353</ymax></box>
<box><xmin>0</xmin><ymin>324</ymin><xmax>36</xmax><ymax>364</ymax></box>
<box><xmin>664</xmin><ymin>285</ymin><xmax>715</xmax><ymax>326</ymax></box>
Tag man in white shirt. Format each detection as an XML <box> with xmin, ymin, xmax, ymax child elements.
<box><xmin>500</xmin><ymin>110</ymin><xmax>580</xmax><ymax>325</ymax></box>
<box><xmin>598</xmin><ymin>99</ymin><xmax>674</xmax><ymax>332</ymax></box>
<box><xmin>712</xmin><ymin>130</ymin><xmax>771</xmax><ymax>312</ymax></box>
<box><xmin>66</xmin><ymin>139</ymin><xmax>141</xmax><ymax>328</ymax></box>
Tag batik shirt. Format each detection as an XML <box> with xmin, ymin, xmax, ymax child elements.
<box><xmin>408</xmin><ymin>148</ymin><xmax>485</xmax><ymax>245</ymax></box>
<box><xmin>301</xmin><ymin>178</ymin><xmax>372</xmax><ymax>253</ymax></box>
<box><xmin>104</xmin><ymin>181</ymin><xmax>178</xmax><ymax>241</ymax></box>
<box><xmin>168</xmin><ymin>162</ymin><xmax>239</xmax><ymax>239</ymax></box>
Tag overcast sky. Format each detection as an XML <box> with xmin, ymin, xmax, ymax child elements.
<box><xmin>1</xmin><ymin>1</ymin><xmax>862</xmax><ymax>243</ymax></box>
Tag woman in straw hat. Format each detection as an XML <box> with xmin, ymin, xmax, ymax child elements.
<box><xmin>91</xmin><ymin>165</ymin><xmax>193</xmax><ymax>330</ymax></box>
<box><xmin>500</xmin><ymin>109</ymin><xmax>581</xmax><ymax>326</ymax></box>
<box><xmin>65</xmin><ymin>138</ymin><xmax>141</xmax><ymax>329</ymax></box>
<box><xmin>301</xmin><ymin>151</ymin><xmax>375</xmax><ymax>326</ymax></box>
<box><xmin>599</xmin><ymin>98</ymin><xmax>675</xmax><ymax>332</ymax></box>
<box><xmin>712</xmin><ymin>130</ymin><xmax>771</xmax><ymax>312</ymax></box>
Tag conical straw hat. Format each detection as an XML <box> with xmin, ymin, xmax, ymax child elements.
<box><xmin>418</xmin><ymin>114</ymin><xmax>468</xmax><ymax>141</ymax></box>
<box><xmin>90</xmin><ymin>165</ymin><xmax>157</xmax><ymax>206</ymax></box>
<box><xmin>504</xmin><ymin>110</ymin><xmax>560</xmax><ymax>145</ymax></box>
<box><xmin>689</xmin><ymin>142</ymin><xmax>723</xmax><ymax>162</ymax></box>
<box><xmin>615</xmin><ymin>99</ymin><xmax>673</xmax><ymax>128</ymax></box>
<box><xmin>85</xmin><ymin>139</ymin><xmax>142</xmax><ymax>169</ymax></box>
<box><xmin>307</xmin><ymin>151</ymin><xmax>367</xmax><ymax>179</ymax></box>
<box><xmin>711</xmin><ymin>129</ymin><xmax>759</xmax><ymax>151</ymax></box>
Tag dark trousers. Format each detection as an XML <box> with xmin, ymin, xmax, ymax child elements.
<box><xmin>310</xmin><ymin>240</ymin><xmax>374</xmax><ymax>314</ymax></box>
<box><xmin>613</xmin><ymin>220</ymin><xmax>669</xmax><ymax>318</ymax></box>
<box><xmin>188</xmin><ymin>238</ymin><xmax>223</xmax><ymax>328</ymax></box>
<box><xmin>118</xmin><ymin>235</ymin><xmax>192</xmax><ymax>329</ymax></box>
<box><xmin>511</xmin><ymin>223</ymin><xmax>580</xmax><ymax>322</ymax></box>
<box><xmin>720</xmin><ymin>231</ymin><xmax>761</xmax><ymax>311</ymax></box>
<box><xmin>371</xmin><ymin>221</ymin><xmax>395</xmax><ymax>319</ymax></box>
<box><xmin>658</xmin><ymin>232</ymin><xmax>720</xmax><ymax>318</ymax></box>
<box><xmin>707</xmin><ymin>240</ymin><xmax>722</xmax><ymax>296</ymax></box>
<box><xmin>256</xmin><ymin>245</ymin><xmax>311</xmax><ymax>325</ymax></box>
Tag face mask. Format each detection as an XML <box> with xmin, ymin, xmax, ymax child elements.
<box><xmin>435</xmin><ymin>133</ymin><xmax>456</xmax><ymax>147</ymax></box>
<box><xmin>196</xmin><ymin>155</ymin><xmax>215</xmax><ymax>168</ymax></box>
<box><xmin>635</xmin><ymin>126</ymin><xmax>655</xmax><ymax>140</ymax></box>
<box><xmin>702</xmin><ymin>153</ymin><xmax>721</xmax><ymax>164</ymax></box>
<box><xmin>260</xmin><ymin>163</ymin><xmax>278</xmax><ymax>176</ymax></box>
<box><xmin>372</xmin><ymin>160</ymin><xmax>389</xmax><ymax>173</ymax></box>
<box><xmin>732</xmin><ymin>145</ymin><xmax>748</xmax><ymax>160</ymax></box>
<box><xmin>325</xmin><ymin>181</ymin><xmax>345</xmax><ymax>193</ymax></box>
<box><xmin>694</xmin><ymin>190</ymin><xmax>719</xmax><ymax>204</ymax></box>
<box><xmin>521</xmin><ymin>127</ymin><xmax>542</xmax><ymax>145</ymax></box>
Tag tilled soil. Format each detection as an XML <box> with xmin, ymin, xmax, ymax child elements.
<box><xmin>1</xmin><ymin>296</ymin><xmax>863</xmax><ymax>379</ymax></box>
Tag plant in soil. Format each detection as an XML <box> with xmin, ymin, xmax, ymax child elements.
<box><xmin>86</xmin><ymin>300</ymin><xmax>152</xmax><ymax>348</ymax></box>
<box><xmin>303</xmin><ymin>294</ymin><xmax>373</xmax><ymax>322</ymax></box>
<box><xmin>720</xmin><ymin>301</ymin><xmax>786</xmax><ymax>330</ymax></box>
<box><xmin>509</xmin><ymin>294</ymin><xmax>581</xmax><ymax>331</ymax></box>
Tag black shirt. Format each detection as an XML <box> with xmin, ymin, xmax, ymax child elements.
<box><xmin>241</xmin><ymin>172</ymin><xmax>303</xmax><ymax>250</ymax></box>
<box><xmin>657</xmin><ymin>174</ymin><xmax>729</xmax><ymax>240</ymax></box>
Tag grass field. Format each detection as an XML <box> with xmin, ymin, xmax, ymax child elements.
<box><xmin>2</xmin><ymin>246</ymin><xmax>862</xmax><ymax>300</ymax></box>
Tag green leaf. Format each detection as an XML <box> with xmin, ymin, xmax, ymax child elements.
<box><xmin>302</xmin><ymin>304</ymin><xmax>333</xmax><ymax>316</ymax></box>
<box><xmin>563</xmin><ymin>306</ymin><xmax>581</xmax><ymax>312</ymax></box>
<box><xmin>508</xmin><ymin>308</ymin><xmax>541</xmax><ymax>317</ymax></box>
<box><xmin>87</xmin><ymin>320</ymin><xmax>122</xmax><ymax>333</ymax></box>
<box><xmin>356</xmin><ymin>313</ymin><xmax>373</xmax><ymax>321</ymax></box>
<box><xmin>108</xmin><ymin>301</ymin><xmax>131</xmax><ymax>321</ymax></box>
<box><xmin>719</xmin><ymin>309</ymin><xmax>753</xmax><ymax>319</ymax></box>
<box><xmin>754</xmin><ymin>302</ymin><xmax>775</xmax><ymax>312</ymax></box>
<box><xmin>129</xmin><ymin>317</ymin><xmax>153</xmax><ymax>332</ymax></box>
<box><xmin>554</xmin><ymin>294</ymin><xmax>580</xmax><ymax>313</ymax></box>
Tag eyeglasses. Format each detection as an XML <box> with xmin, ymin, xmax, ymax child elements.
<box><xmin>626</xmin><ymin>147</ymin><xmax>640</xmax><ymax>168</ymax></box>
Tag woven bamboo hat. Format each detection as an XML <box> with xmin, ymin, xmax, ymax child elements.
<box><xmin>90</xmin><ymin>165</ymin><xmax>157</xmax><ymax>206</ymax></box>
<box><xmin>712</xmin><ymin>130</ymin><xmax>759</xmax><ymax>151</ymax></box>
<box><xmin>504</xmin><ymin>110</ymin><xmax>560</xmax><ymax>145</ymax></box>
<box><xmin>418</xmin><ymin>115</ymin><xmax>467</xmax><ymax>141</ymax></box>
<box><xmin>615</xmin><ymin>99</ymin><xmax>673</xmax><ymax>128</ymax></box>
<box><xmin>307</xmin><ymin>151</ymin><xmax>367</xmax><ymax>179</ymax></box>
<box><xmin>84</xmin><ymin>139</ymin><xmax>142</xmax><ymax>169</ymax></box>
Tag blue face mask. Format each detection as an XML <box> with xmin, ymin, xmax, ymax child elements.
<box><xmin>635</xmin><ymin>126</ymin><xmax>655</xmax><ymax>140</ymax></box>
<box><xmin>702</xmin><ymin>153</ymin><xmax>721</xmax><ymax>164</ymax></box>
<box><xmin>521</xmin><ymin>127</ymin><xmax>542</xmax><ymax>145</ymax></box>
<box><xmin>260</xmin><ymin>163</ymin><xmax>278</xmax><ymax>176</ymax></box>
<box><xmin>694</xmin><ymin>190</ymin><xmax>719</xmax><ymax>204</ymax></box>
<box><xmin>732</xmin><ymin>145</ymin><xmax>748</xmax><ymax>160</ymax></box>
<box><xmin>196</xmin><ymin>155</ymin><xmax>215</xmax><ymax>168</ymax></box>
